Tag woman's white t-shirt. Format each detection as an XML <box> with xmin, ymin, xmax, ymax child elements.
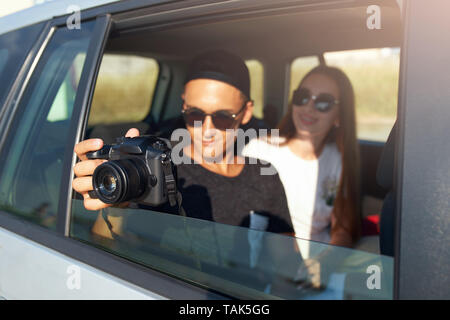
<box><xmin>242</xmin><ymin>138</ymin><xmax>342</xmax><ymax>244</ymax></box>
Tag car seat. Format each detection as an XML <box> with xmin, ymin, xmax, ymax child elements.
<box><xmin>376</xmin><ymin>122</ymin><xmax>397</xmax><ymax>257</ymax></box>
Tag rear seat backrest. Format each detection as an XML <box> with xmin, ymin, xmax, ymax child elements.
<box><xmin>376</xmin><ymin>122</ymin><xmax>397</xmax><ymax>257</ymax></box>
<box><xmin>87</xmin><ymin>122</ymin><xmax>151</xmax><ymax>144</ymax></box>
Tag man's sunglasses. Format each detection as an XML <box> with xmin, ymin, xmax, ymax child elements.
<box><xmin>181</xmin><ymin>101</ymin><xmax>247</xmax><ymax>131</ymax></box>
<box><xmin>292</xmin><ymin>88</ymin><xmax>339</xmax><ymax>112</ymax></box>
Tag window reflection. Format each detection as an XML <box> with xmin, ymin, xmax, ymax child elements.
<box><xmin>71</xmin><ymin>199</ymin><xmax>393</xmax><ymax>299</ymax></box>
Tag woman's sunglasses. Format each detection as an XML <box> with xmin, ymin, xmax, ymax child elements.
<box><xmin>181</xmin><ymin>101</ymin><xmax>247</xmax><ymax>131</ymax></box>
<box><xmin>292</xmin><ymin>88</ymin><xmax>339</xmax><ymax>112</ymax></box>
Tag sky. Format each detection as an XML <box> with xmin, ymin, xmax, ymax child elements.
<box><xmin>0</xmin><ymin>0</ymin><xmax>39</xmax><ymax>18</ymax></box>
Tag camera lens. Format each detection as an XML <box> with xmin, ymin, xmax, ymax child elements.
<box><xmin>92</xmin><ymin>159</ymin><xmax>148</xmax><ymax>204</ymax></box>
<box><xmin>99</xmin><ymin>174</ymin><xmax>117</xmax><ymax>196</ymax></box>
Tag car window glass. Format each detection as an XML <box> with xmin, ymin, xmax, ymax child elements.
<box><xmin>324</xmin><ymin>48</ymin><xmax>400</xmax><ymax>142</ymax></box>
<box><xmin>47</xmin><ymin>54</ymin><xmax>86</xmax><ymax>122</ymax></box>
<box><xmin>0</xmin><ymin>23</ymin><xmax>44</xmax><ymax>108</ymax></box>
<box><xmin>0</xmin><ymin>21</ymin><xmax>96</xmax><ymax>230</ymax></box>
<box><xmin>0</xmin><ymin>49</ymin><xmax>8</xmax><ymax>76</ymax></box>
<box><xmin>71</xmin><ymin>201</ymin><xmax>393</xmax><ymax>299</ymax></box>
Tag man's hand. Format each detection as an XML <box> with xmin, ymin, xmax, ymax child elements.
<box><xmin>72</xmin><ymin>128</ymin><xmax>140</xmax><ymax>211</ymax></box>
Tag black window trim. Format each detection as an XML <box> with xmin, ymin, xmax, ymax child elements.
<box><xmin>112</xmin><ymin>0</ymin><xmax>385</xmax><ymax>34</ymax></box>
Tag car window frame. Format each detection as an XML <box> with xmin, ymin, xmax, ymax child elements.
<box><xmin>74</xmin><ymin>0</ymin><xmax>401</xmax><ymax>299</ymax></box>
<box><xmin>56</xmin><ymin>14</ymin><xmax>113</xmax><ymax>234</ymax></box>
<box><xmin>0</xmin><ymin>0</ymin><xmax>408</xmax><ymax>300</ymax></box>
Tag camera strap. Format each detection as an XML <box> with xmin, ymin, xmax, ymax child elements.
<box><xmin>99</xmin><ymin>152</ymin><xmax>187</xmax><ymax>243</ymax></box>
<box><xmin>161</xmin><ymin>152</ymin><xmax>187</xmax><ymax>218</ymax></box>
<box><xmin>161</xmin><ymin>153</ymin><xmax>178</xmax><ymax>208</ymax></box>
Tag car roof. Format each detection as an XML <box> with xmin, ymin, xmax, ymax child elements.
<box><xmin>0</xmin><ymin>0</ymin><xmax>119</xmax><ymax>36</ymax></box>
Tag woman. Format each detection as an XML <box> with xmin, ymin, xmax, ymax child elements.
<box><xmin>243</xmin><ymin>65</ymin><xmax>361</xmax><ymax>249</ymax></box>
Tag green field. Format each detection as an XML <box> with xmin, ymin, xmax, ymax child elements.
<box><xmin>89</xmin><ymin>55</ymin><xmax>159</xmax><ymax>125</ymax></box>
<box><xmin>90</xmin><ymin>50</ymin><xmax>399</xmax><ymax>141</ymax></box>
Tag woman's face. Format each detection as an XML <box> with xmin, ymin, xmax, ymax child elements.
<box><xmin>291</xmin><ymin>73</ymin><xmax>340</xmax><ymax>140</ymax></box>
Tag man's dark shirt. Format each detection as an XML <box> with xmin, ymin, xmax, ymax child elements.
<box><xmin>175</xmin><ymin>158</ymin><xmax>293</xmax><ymax>234</ymax></box>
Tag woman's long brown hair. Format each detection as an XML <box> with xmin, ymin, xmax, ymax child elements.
<box><xmin>278</xmin><ymin>65</ymin><xmax>361</xmax><ymax>244</ymax></box>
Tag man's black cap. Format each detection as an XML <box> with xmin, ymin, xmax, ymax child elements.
<box><xmin>184</xmin><ymin>50</ymin><xmax>250</xmax><ymax>99</ymax></box>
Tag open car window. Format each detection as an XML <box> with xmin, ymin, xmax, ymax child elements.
<box><xmin>69</xmin><ymin>1</ymin><xmax>401</xmax><ymax>299</ymax></box>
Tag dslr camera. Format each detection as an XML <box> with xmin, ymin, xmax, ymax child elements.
<box><xmin>86</xmin><ymin>135</ymin><xmax>177</xmax><ymax>207</ymax></box>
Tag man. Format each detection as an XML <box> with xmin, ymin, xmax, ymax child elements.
<box><xmin>72</xmin><ymin>50</ymin><xmax>293</xmax><ymax>239</ymax></box>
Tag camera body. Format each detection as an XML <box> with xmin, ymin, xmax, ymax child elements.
<box><xmin>86</xmin><ymin>135</ymin><xmax>177</xmax><ymax>207</ymax></box>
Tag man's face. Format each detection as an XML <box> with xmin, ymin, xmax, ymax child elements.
<box><xmin>182</xmin><ymin>79</ymin><xmax>253</xmax><ymax>161</ymax></box>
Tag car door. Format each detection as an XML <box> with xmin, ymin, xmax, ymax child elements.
<box><xmin>395</xmin><ymin>0</ymin><xmax>450</xmax><ymax>299</ymax></box>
